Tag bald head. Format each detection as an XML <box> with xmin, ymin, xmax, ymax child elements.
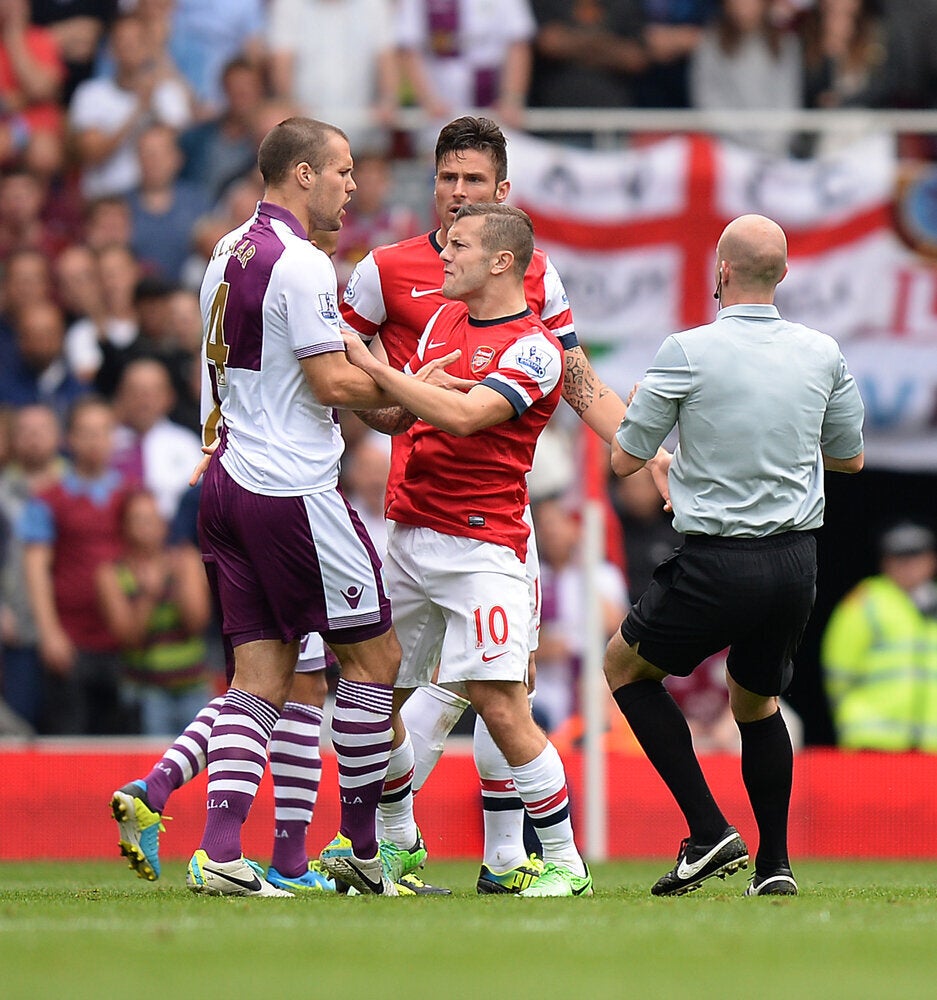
<box><xmin>715</xmin><ymin>214</ymin><xmax>788</xmax><ymax>305</ymax></box>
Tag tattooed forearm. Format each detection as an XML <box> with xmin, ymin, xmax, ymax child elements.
<box><xmin>354</xmin><ymin>405</ymin><xmax>417</xmax><ymax>436</ymax></box>
<box><xmin>561</xmin><ymin>344</ymin><xmax>627</xmax><ymax>442</ymax></box>
<box><xmin>562</xmin><ymin>345</ymin><xmax>596</xmax><ymax>416</ymax></box>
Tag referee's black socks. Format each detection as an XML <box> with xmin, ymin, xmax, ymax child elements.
<box><xmin>737</xmin><ymin>709</ymin><xmax>793</xmax><ymax>872</ymax></box>
<box><xmin>612</xmin><ymin>679</ymin><xmax>728</xmax><ymax>844</ymax></box>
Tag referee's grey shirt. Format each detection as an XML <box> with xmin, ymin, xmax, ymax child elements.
<box><xmin>615</xmin><ymin>304</ymin><xmax>865</xmax><ymax>538</ymax></box>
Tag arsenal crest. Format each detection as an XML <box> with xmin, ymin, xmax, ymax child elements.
<box><xmin>471</xmin><ymin>346</ymin><xmax>496</xmax><ymax>373</ymax></box>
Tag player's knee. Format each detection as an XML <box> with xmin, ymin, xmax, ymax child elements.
<box><xmin>289</xmin><ymin>669</ymin><xmax>327</xmax><ymax>707</ymax></box>
<box><xmin>603</xmin><ymin>629</ymin><xmax>633</xmax><ymax>689</ymax></box>
<box><xmin>728</xmin><ymin>683</ymin><xmax>778</xmax><ymax>724</ymax></box>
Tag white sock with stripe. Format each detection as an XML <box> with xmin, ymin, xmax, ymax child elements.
<box><xmin>475</xmin><ymin>713</ymin><xmax>528</xmax><ymax>871</ymax></box>
<box><xmin>510</xmin><ymin>741</ymin><xmax>584</xmax><ymax>876</ymax></box>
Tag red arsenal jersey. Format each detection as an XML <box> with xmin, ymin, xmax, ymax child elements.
<box><xmin>341</xmin><ymin>230</ymin><xmax>575</xmax><ymax>508</ymax></box>
<box><xmin>386</xmin><ymin>304</ymin><xmax>564</xmax><ymax>561</ymax></box>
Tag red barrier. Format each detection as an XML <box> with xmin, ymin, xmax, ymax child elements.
<box><xmin>1</xmin><ymin>743</ymin><xmax>934</xmax><ymax>861</ymax></box>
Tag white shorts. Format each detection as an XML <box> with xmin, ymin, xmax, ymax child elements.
<box><xmin>296</xmin><ymin>632</ymin><xmax>326</xmax><ymax>673</ymax></box>
<box><xmin>386</xmin><ymin>523</ymin><xmax>531</xmax><ymax>688</ymax></box>
<box><xmin>524</xmin><ymin>504</ymin><xmax>541</xmax><ymax>653</ymax></box>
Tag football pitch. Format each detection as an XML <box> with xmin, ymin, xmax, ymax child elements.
<box><xmin>3</xmin><ymin>860</ymin><xmax>937</xmax><ymax>999</ymax></box>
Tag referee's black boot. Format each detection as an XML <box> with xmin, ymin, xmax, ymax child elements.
<box><xmin>651</xmin><ymin>826</ymin><xmax>749</xmax><ymax>896</ymax></box>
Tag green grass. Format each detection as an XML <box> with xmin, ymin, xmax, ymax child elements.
<box><xmin>3</xmin><ymin>860</ymin><xmax>937</xmax><ymax>999</ymax></box>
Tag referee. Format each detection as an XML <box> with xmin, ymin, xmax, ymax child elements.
<box><xmin>604</xmin><ymin>214</ymin><xmax>865</xmax><ymax>897</ymax></box>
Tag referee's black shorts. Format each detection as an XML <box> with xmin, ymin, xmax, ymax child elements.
<box><xmin>619</xmin><ymin>530</ymin><xmax>817</xmax><ymax>697</ymax></box>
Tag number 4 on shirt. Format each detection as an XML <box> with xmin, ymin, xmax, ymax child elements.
<box><xmin>206</xmin><ymin>282</ymin><xmax>231</xmax><ymax>386</ymax></box>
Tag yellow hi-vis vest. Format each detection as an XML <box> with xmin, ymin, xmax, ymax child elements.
<box><xmin>821</xmin><ymin>575</ymin><xmax>937</xmax><ymax>751</ymax></box>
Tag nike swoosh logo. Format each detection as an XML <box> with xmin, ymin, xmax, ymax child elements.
<box><xmin>344</xmin><ymin>859</ymin><xmax>386</xmax><ymax>894</ymax></box>
<box><xmin>427</xmin><ymin>341</ymin><xmax>447</xmax><ymax>349</ymax></box>
<box><xmin>481</xmin><ymin>650</ymin><xmax>508</xmax><ymax>662</ymax></box>
<box><xmin>572</xmin><ymin>880</ymin><xmax>591</xmax><ymax>896</ymax></box>
<box><xmin>203</xmin><ymin>866</ymin><xmax>263</xmax><ymax>892</ymax></box>
<box><xmin>675</xmin><ymin>840</ymin><xmax>733</xmax><ymax>881</ymax></box>
<box><xmin>410</xmin><ymin>286</ymin><xmax>442</xmax><ymax>298</ymax></box>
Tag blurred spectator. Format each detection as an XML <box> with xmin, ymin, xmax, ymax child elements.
<box><xmin>167</xmin><ymin>0</ymin><xmax>267</xmax><ymax>118</ymax></box>
<box><xmin>528</xmin><ymin>421</ymin><xmax>575</xmax><ymax>502</ymax></box>
<box><xmin>116</xmin><ymin>0</ymin><xmax>177</xmax><ymax>78</ymax></box>
<box><xmin>126</xmin><ymin>276</ymin><xmax>195</xmax><ymax>402</ymax></box>
<box><xmin>246</xmin><ymin>95</ymin><xmax>301</xmax><ymax>156</ymax></box>
<box><xmin>609</xmin><ymin>465</ymin><xmax>682</xmax><ymax>601</ymax></box>
<box><xmin>128</xmin><ymin>122</ymin><xmax>210</xmax><ymax>281</ymax></box>
<box><xmin>110</xmin><ymin>357</ymin><xmax>202</xmax><ymax>521</ymax></box>
<box><xmin>64</xmin><ymin>242</ymin><xmax>139</xmax><ymax>388</ymax></box>
<box><xmin>55</xmin><ymin>243</ymin><xmax>104</xmax><ymax>329</ymax></box>
<box><xmin>20</xmin><ymin>396</ymin><xmax>135</xmax><ymax>734</ymax></box>
<box><xmin>28</xmin><ymin>0</ymin><xmax>117</xmax><ymax>100</ymax></box>
<box><xmin>0</xmin><ymin>170</ymin><xmax>67</xmax><ymax>262</ymax></box>
<box><xmin>822</xmin><ymin>521</ymin><xmax>937</xmax><ymax>751</ymax></box>
<box><xmin>179</xmin><ymin>213</ymin><xmax>234</xmax><ymax>293</ymax></box>
<box><xmin>689</xmin><ymin>0</ymin><xmax>804</xmax><ymax>156</ymax></box>
<box><xmin>397</xmin><ymin>0</ymin><xmax>536</xmax><ymax>145</ymax></box>
<box><xmin>0</xmin><ymin>403</ymin><xmax>63</xmax><ymax>728</ymax></box>
<box><xmin>635</xmin><ymin>0</ymin><xmax>715</xmax><ymax>108</ymax></box>
<box><xmin>268</xmin><ymin>0</ymin><xmax>398</xmax><ymax>152</ymax></box>
<box><xmin>880</xmin><ymin>0</ymin><xmax>937</xmax><ymax>110</ymax></box>
<box><xmin>91</xmin><ymin>270</ymin><xmax>188</xmax><ymax>400</ymax></box>
<box><xmin>340</xmin><ymin>430</ymin><xmax>391</xmax><ymax>556</ymax></box>
<box><xmin>96</xmin><ymin>489</ymin><xmax>211</xmax><ymax>735</ymax></box>
<box><xmin>1</xmin><ymin>247</ymin><xmax>52</xmax><ymax>326</ymax></box>
<box><xmin>332</xmin><ymin>151</ymin><xmax>424</xmax><ymax>289</ymax></box>
<box><xmin>802</xmin><ymin>0</ymin><xmax>887</xmax><ymax>109</ymax></box>
<box><xmin>0</xmin><ymin>0</ymin><xmax>65</xmax><ymax>169</ymax></box>
<box><xmin>0</xmin><ymin>300</ymin><xmax>88</xmax><ymax>421</ymax></box>
<box><xmin>83</xmin><ymin>195</ymin><xmax>132</xmax><ymax>250</ymax></box>
<box><xmin>217</xmin><ymin>170</ymin><xmax>265</xmax><ymax>223</ymax></box>
<box><xmin>68</xmin><ymin>13</ymin><xmax>193</xmax><ymax>199</ymax></box>
<box><xmin>161</xmin><ymin>287</ymin><xmax>203</xmax><ymax>430</ymax></box>
<box><xmin>531</xmin><ymin>494</ymin><xmax>628</xmax><ymax>732</ymax></box>
<box><xmin>178</xmin><ymin>174</ymin><xmax>264</xmax><ymax>291</ymax></box>
<box><xmin>164</xmin><ymin>287</ymin><xmax>203</xmax><ymax>356</ymax></box>
<box><xmin>178</xmin><ymin>55</ymin><xmax>264</xmax><ymax>204</ymax></box>
<box><xmin>93</xmin><ymin>276</ymin><xmax>202</xmax><ymax>429</ymax></box>
<box><xmin>13</xmin><ymin>124</ymin><xmax>84</xmax><ymax>245</ymax></box>
<box><xmin>528</xmin><ymin>0</ymin><xmax>648</xmax><ymax>142</ymax></box>
<box><xmin>798</xmin><ymin>0</ymin><xmax>887</xmax><ymax>154</ymax></box>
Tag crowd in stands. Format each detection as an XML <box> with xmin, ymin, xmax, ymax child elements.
<box><xmin>0</xmin><ymin>0</ymin><xmax>935</xmax><ymax>739</ymax></box>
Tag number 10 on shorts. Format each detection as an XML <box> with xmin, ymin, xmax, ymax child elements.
<box><xmin>473</xmin><ymin>605</ymin><xmax>510</xmax><ymax>649</ymax></box>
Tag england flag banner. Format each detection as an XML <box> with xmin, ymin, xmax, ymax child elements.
<box><xmin>506</xmin><ymin>130</ymin><xmax>937</xmax><ymax>471</ymax></box>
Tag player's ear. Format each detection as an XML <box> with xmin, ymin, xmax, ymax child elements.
<box><xmin>295</xmin><ymin>161</ymin><xmax>314</xmax><ymax>188</ymax></box>
<box><xmin>495</xmin><ymin>179</ymin><xmax>510</xmax><ymax>204</ymax></box>
<box><xmin>491</xmin><ymin>250</ymin><xmax>514</xmax><ymax>275</ymax></box>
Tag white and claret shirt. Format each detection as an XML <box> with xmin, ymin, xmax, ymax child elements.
<box><xmin>616</xmin><ymin>303</ymin><xmax>865</xmax><ymax>537</ymax></box>
<box><xmin>388</xmin><ymin>303</ymin><xmax>564</xmax><ymax>562</ymax></box>
<box><xmin>200</xmin><ymin>201</ymin><xmax>346</xmax><ymax>496</ymax></box>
